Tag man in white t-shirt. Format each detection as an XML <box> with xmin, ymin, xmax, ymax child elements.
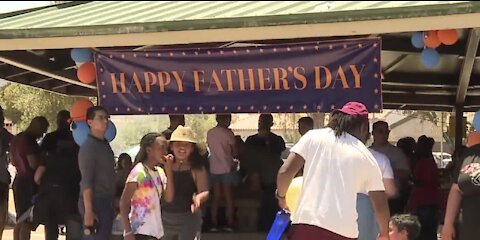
<box><xmin>207</xmin><ymin>114</ymin><xmax>237</xmax><ymax>231</ymax></box>
<box><xmin>371</xmin><ymin>121</ymin><xmax>411</xmax><ymax>216</ymax></box>
<box><xmin>357</xmin><ymin>148</ymin><xmax>397</xmax><ymax>240</ymax></box>
<box><xmin>276</xmin><ymin>102</ymin><xmax>390</xmax><ymax>240</ymax></box>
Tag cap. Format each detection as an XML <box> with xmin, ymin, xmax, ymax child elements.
<box><xmin>333</xmin><ymin>102</ymin><xmax>369</xmax><ymax>119</ymax></box>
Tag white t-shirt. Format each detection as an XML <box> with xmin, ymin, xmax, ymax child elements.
<box><xmin>207</xmin><ymin>126</ymin><xmax>236</xmax><ymax>174</ymax></box>
<box><xmin>369</xmin><ymin>149</ymin><xmax>394</xmax><ymax>180</ymax></box>
<box><xmin>290</xmin><ymin>128</ymin><xmax>385</xmax><ymax>238</ymax></box>
<box><xmin>127</xmin><ymin>163</ymin><xmax>166</xmax><ymax>239</ymax></box>
<box><xmin>370</xmin><ymin>143</ymin><xmax>410</xmax><ymax>172</ymax></box>
<box><xmin>358</xmin><ymin>149</ymin><xmax>394</xmax><ymax>194</ymax></box>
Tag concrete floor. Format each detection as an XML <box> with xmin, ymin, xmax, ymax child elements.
<box><xmin>0</xmin><ymin>189</ymin><xmax>440</xmax><ymax>240</ymax></box>
<box><xmin>1</xmin><ymin>190</ymin><xmax>266</xmax><ymax>240</ymax></box>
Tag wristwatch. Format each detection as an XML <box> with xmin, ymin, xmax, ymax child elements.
<box><xmin>275</xmin><ymin>189</ymin><xmax>286</xmax><ymax>200</ymax></box>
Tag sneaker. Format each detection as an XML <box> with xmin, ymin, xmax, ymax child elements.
<box><xmin>222</xmin><ymin>226</ymin><xmax>234</xmax><ymax>232</ymax></box>
<box><xmin>209</xmin><ymin>226</ymin><xmax>219</xmax><ymax>232</ymax></box>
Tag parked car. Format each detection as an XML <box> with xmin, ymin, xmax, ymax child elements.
<box><xmin>432</xmin><ymin>152</ymin><xmax>452</xmax><ymax>168</ymax></box>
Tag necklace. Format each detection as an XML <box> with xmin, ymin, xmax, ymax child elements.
<box><xmin>176</xmin><ymin>158</ymin><xmax>193</xmax><ymax>171</ymax></box>
<box><xmin>177</xmin><ymin>161</ymin><xmax>183</xmax><ymax>171</ymax></box>
<box><xmin>141</xmin><ymin>163</ymin><xmax>162</xmax><ymax>202</ymax></box>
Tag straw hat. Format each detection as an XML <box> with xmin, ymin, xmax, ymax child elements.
<box><xmin>170</xmin><ymin>126</ymin><xmax>197</xmax><ymax>143</ymax></box>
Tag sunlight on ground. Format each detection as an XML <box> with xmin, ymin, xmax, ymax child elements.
<box><xmin>1</xmin><ymin>190</ymin><xmax>65</xmax><ymax>240</ymax></box>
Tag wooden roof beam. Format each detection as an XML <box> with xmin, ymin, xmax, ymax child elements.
<box><xmin>456</xmin><ymin>28</ymin><xmax>480</xmax><ymax>105</ymax></box>
<box><xmin>0</xmin><ymin>55</ymin><xmax>96</xmax><ymax>89</ymax></box>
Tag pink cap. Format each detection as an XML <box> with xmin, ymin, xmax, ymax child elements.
<box><xmin>333</xmin><ymin>102</ymin><xmax>369</xmax><ymax>119</ymax></box>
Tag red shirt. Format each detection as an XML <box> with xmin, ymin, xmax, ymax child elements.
<box><xmin>406</xmin><ymin>156</ymin><xmax>440</xmax><ymax>212</ymax></box>
<box><xmin>10</xmin><ymin>132</ymin><xmax>40</xmax><ymax>180</ymax></box>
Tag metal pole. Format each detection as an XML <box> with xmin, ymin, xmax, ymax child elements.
<box><xmin>441</xmin><ymin>112</ymin><xmax>444</xmax><ymax>155</ymax></box>
<box><xmin>455</xmin><ymin>106</ymin><xmax>464</xmax><ymax>149</ymax></box>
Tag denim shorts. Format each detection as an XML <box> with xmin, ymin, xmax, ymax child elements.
<box><xmin>78</xmin><ymin>197</ymin><xmax>114</xmax><ymax>240</ymax></box>
<box><xmin>356</xmin><ymin>193</ymin><xmax>379</xmax><ymax>240</ymax></box>
<box><xmin>210</xmin><ymin>171</ymin><xmax>239</xmax><ymax>186</ymax></box>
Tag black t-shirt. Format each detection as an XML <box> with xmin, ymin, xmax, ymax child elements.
<box><xmin>454</xmin><ymin>144</ymin><xmax>480</xmax><ymax>239</ymax></box>
<box><xmin>245</xmin><ymin>132</ymin><xmax>286</xmax><ymax>186</ymax></box>
<box><xmin>40</xmin><ymin>129</ymin><xmax>80</xmax><ymax>192</ymax></box>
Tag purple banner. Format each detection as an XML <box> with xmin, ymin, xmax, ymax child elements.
<box><xmin>95</xmin><ymin>38</ymin><xmax>382</xmax><ymax>115</ymax></box>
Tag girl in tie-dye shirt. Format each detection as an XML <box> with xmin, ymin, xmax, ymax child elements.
<box><xmin>120</xmin><ymin>133</ymin><xmax>174</xmax><ymax>240</ymax></box>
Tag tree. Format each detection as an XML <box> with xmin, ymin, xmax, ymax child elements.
<box><xmin>109</xmin><ymin>114</ymin><xmax>218</xmax><ymax>156</ymax></box>
<box><xmin>186</xmin><ymin>114</ymin><xmax>217</xmax><ymax>142</ymax></box>
<box><xmin>109</xmin><ymin>115</ymin><xmax>170</xmax><ymax>154</ymax></box>
<box><xmin>272</xmin><ymin>113</ymin><xmax>325</xmax><ymax>143</ymax></box>
<box><xmin>401</xmin><ymin>110</ymin><xmax>440</xmax><ymax>124</ymax></box>
<box><xmin>0</xmin><ymin>83</ymin><xmax>76</xmax><ymax>131</ymax></box>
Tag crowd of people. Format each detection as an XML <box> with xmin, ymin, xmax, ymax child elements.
<box><xmin>0</xmin><ymin>106</ymin><xmax>291</xmax><ymax>240</ymax></box>
<box><xmin>0</xmin><ymin>102</ymin><xmax>477</xmax><ymax>240</ymax></box>
<box><xmin>276</xmin><ymin>102</ymin><xmax>479</xmax><ymax>240</ymax></box>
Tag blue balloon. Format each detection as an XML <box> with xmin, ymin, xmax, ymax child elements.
<box><xmin>70</xmin><ymin>48</ymin><xmax>93</xmax><ymax>63</ymax></box>
<box><xmin>473</xmin><ymin>111</ymin><xmax>480</xmax><ymax>131</ymax></box>
<box><xmin>421</xmin><ymin>48</ymin><xmax>440</xmax><ymax>68</ymax></box>
<box><xmin>105</xmin><ymin>120</ymin><xmax>117</xmax><ymax>142</ymax></box>
<box><xmin>411</xmin><ymin>32</ymin><xmax>425</xmax><ymax>49</ymax></box>
<box><xmin>72</xmin><ymin>121</ymin><xmax>90</xmax><ymax>146</ymax></box>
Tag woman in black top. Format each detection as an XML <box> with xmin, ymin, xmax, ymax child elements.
<box><xmin>442</xmin><ymin>144</ymin><xmax>480</xmax><ymax>240</ymax></box>
<box><xmin>161</xmin><ymin>126</ymin><xmax>209</xmax><ymax>240</ymax></box>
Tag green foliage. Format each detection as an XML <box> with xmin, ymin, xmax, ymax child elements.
<box><xmin>186</xmin><ymin>114</ymin><xmax>217</xmax><ymax>142</ymax></box>
<box><xmin>401</xmin><ymin>110</ymin><xmax>439</xmax><ymax>124</ymax></box>
<box><xmin>273</xmin><ymin>113</ymin><xmax>325</xmax><ymax>143</ymax></box>
<box><xmin>110</xmin><ymin>114</ymin><xmax>218</xmax><ymax>155</ymax></box>
<box><xmin>109</xmin><ymin>115</ymin><xmax>169</xmax><ymax>155</ymax></box>
<box><xmin>0</xmin><ymin>83</ymin><xmax>76</xmax><ymax>131</ymax></box>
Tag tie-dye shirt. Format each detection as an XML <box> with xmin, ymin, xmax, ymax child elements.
<box><xmin>127</xmin><ymin>163</ymin><xmax>166</xmax><ymax>239</ymax></box>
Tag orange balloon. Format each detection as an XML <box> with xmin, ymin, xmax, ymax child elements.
<box><xmin>70</xmin><ymin>98</ymin><xmax>94</xmax><ymax>121</ymax></box>
<box><xmin>77</xmin><ymin>62</ymin><xmax>96</xmax><ymax>84</ymax></box>
<box><xmin>437</xmin><ymin>29</ymin><xmax>459</xmax><ymax>45</ymax></box>
<box><xmin>424</xmin><ymin>31</ymin><xmax>441</xmax><ymax>49</ymax></box>
<box><xmin>467</xmin><ymin>132</ymin><xmax>480</xmax><ymax>147</ymax></box>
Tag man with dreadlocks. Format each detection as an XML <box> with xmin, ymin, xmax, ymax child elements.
<box><xmin>276</xmin><ymin>102</ymin><xmax>390</xmax><ymax>240</ymax></box>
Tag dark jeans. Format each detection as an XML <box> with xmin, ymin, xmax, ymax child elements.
<box><xmin>389</xmin><ymin>187</ymin><xmax>411</xmax><ymax>216</ymax></box>
<box><xmin>135</xmin><ymin>234</ymin><xmax>159</xmax><ymax>240</ymax></box>
<box><xmin>39</xmin><ymin>184</ymin><xmax>81</xmax><ymax>240</ymax></box>
<box><xmin>414</xmin><ymin>205</ymin><xmax>438</xmax><ymax>240</ymax></box>
<box><xmin>13</xmin><ymin>177</ymin><xmax>36</xmax><ymax>221</ymax></box>
<box><xmin>45</xmin><ymin>214</ymin><xmax>82</xmax><ymax>240</ymax></box>
<box><xmin>78</xmin><ymin>197</ymin><xmax>115</xmax><ymax>240</ymax></box>
<box><xmin>0</xmin><ymin>182</ymin><xmax>8</xmax><ymax>237</ymax></box>
<box><xmin>258</xmin><ymin>185</ymin><xmax>279</xmax><ymax>232</ymax></box>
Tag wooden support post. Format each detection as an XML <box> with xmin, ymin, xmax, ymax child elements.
<box><xmin>455</xmin><ymin>106</ymin><xmax>464</xmax><ymax>149</ymax></box>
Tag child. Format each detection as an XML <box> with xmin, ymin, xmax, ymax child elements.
<box><xmin>389</xmin><ymin>214</ymin><xmax>421</xmax><ymax>240</ymax></box>
<box><xmin>120</xmin><ymin>133</ymin><xmax>174</xmax><ymax>240</ymax></box>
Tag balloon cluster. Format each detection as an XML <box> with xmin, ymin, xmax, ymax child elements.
<box><xmin>71</xmin><ymin>49</ymin><xmax>96</xmax><ymax>84</ymax></box>
<box><xmin>411</xmin><ymin>29</ymin><xmax>459</xmax><ymax>69</ymax></box>
<box><xmin>70</xmin><ymin>98</ymin><xmax>117</xmax><ymax>146</ymax></box>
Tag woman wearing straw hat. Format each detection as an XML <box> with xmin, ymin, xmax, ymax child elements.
<box><xmin>161</xmin><ymin>126</ymin><xmax>209</xmax><ymax>240</ymax></box>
